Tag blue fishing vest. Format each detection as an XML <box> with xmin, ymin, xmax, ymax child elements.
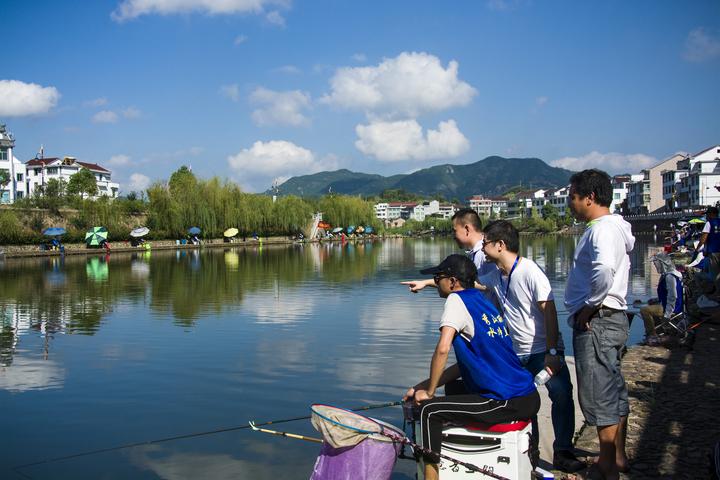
<box><xmin>451</xmin><ymin>289</ymin><xmax>535</xmax><ymax>401</ymax></box>
<box><xmin>657</xmin><ymin>273</ymin><xmax>683</xmax><ymax>315</ymax></box>
<box><xmin>706</xmin><ymin>218</ymin><xmax>720</xmax><ymax>254</ymax></box>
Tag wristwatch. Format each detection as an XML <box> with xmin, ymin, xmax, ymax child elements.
<box><xmin>547</xmin><ymin>348</ymin><xmax>558</xmax><ymax>356</ymax></box>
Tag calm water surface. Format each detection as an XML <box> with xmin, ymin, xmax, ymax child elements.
<box><xmin>1</xmin><ymin>236</ymin><xmax>660</xmax><ymax>479</ymax></box>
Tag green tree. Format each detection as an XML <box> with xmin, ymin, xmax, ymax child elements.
<box><xmin>541</xmin><ymin>203</ymin><xmax>557</xmax><ymax>220</ymax></box>
<box><xmin>168</xmin><ymin>166</ymin><xmax>197</xmax><ymax>198</ymax></box>
<box><xmin>67</xmin><ymin>168</ymin><xmax>98</xmax><ymax>198</ymax></box>
<box><xmin>0</xmin><ymin>169</ymin><xmax>9</xmax><ymax>189</ymax></box>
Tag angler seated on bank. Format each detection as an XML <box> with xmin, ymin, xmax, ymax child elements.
<box><xmin>403</xmin><ymin>254</ymin><xmax>540</xmax><ymax>480</ymax></box>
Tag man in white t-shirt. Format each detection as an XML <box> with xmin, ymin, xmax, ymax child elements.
<box><xmin>478</xmin><ymin>220</ymin><xmax>584</xmax><ymax>473</ymax></box>
<box><xmin>401</xmin><ymin>208</ymin><xmax>496</xmax><ymax>292</ymax></box>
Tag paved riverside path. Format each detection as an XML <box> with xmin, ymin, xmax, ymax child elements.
<box><xmin>572</xmin><ymin>320</ymin><xmax>720</xmax><ymax>479</ymax></box>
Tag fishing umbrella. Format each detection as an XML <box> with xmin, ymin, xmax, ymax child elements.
<box><xmin>188</xmin><ymin>226</ymin><xmax>201</xmax><ymax>235</ymax></box>
<box><xmin>130</xmin><ymin>227</ymin><xmax>149</xmax><ymax>238</ymax></box>
<box><xmin>42</xmin><ymin>227</ymin><xmax>66</xmax><ymax>236</ymax></box>
<box><xmin>688</xmin><ymin>217</ymin><xmax>706</xmax><ymax>224</ymax></box>
<box><xmin>355</xmin><ymin>226</ymin><xmax>365</xmax><ymax>233</ymax></box>
<box><xmin>224</xmin><ymin>227</ymin><xmax>239</xmax><ymax>238</ymax></box>
<box><xmin>364</xmin><ymin>226</ymin><xmax>374</xmax><ymax>234</ymax></box>
<box><xmin>85</xmin><ymin>227</ymin><xmax>108</xmax><ymax>246</ymax></box>
<box><xmin>676</xmin><ymin>221</ymin><xmax>688</xmax><ymax>226</ymax></box>
<box><xmin>346</xmin><ymin>226</ymin><xmax>355</xmax><ymax>234</ymax></box>
<box><xmin>332</xmin><ymin>227</ymin><xmax>344</xmax><ymax>233</ymax></box>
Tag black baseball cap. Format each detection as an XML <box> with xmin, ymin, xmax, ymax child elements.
<box><xmin>420</xmin><ymin>254</ymin><xmax>477</xmax><ymax>284</ymax></box>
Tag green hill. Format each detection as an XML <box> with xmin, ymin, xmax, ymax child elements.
<box><xmin>272</xmin><ymin>156</ymin><xmax>574</xmax><ymax>199</ymax></box>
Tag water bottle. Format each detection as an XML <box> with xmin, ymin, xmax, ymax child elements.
<box><xmin>534</xmin><ymin>368</ymin><xmax>552</xmax><ymax>387</ymax></box>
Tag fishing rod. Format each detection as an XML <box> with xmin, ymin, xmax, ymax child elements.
<box><xmin>248</xmin><ymin>421</ymin><xmax>322</xmax><ymax>443</ymax></box>
<box><xmin>13</xmin><ymin>400</ymin><xmax>402</xmax><ymax>473</ymax></box>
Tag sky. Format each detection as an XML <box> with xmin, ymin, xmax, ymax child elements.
<box><xmin>2</xmin><ymin>0</ymin><xmax>719</xmax><ymax>194</ymax></box>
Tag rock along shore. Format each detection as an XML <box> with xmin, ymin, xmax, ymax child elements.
<box><xmin>571</xmin><ymin>319</ymin><xmax>720</xmax><ymax>479</ymax></box>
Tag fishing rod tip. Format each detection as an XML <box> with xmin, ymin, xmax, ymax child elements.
<box><xmin>248</xmin><ymin>421</ymin><xmax>258</xmax><ymax>431</ymax></box>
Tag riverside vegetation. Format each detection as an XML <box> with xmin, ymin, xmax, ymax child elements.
<box><xmin>0</xmin><ymin>166</ymin><xmax>574</xmax><ymax>246</ymax></box>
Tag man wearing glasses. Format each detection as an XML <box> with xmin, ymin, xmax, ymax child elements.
<box><xmin>403</xmin><ymin>254</ymin><xmax>539</xmax><ymax>480</ymax></box>
<box><xmin>478</xmin><ymin>220</ymin><xmax>584</xmax><ymax>473</ymax></box>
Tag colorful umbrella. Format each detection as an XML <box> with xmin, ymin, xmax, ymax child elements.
<box><xmin>364</xmin><ymin>226</ymin><xmax>374</xmax><ymax>234</ymax></box>
<box><xmin>332</xmin><ymin>227</ymin><xmax>344</xmax><ymax>233</ymax></box>
<box><xmin>130</xmin><ymin>227</ymin><xmax>150</xmax><ymax>238</ymax></box>
<box><xmin>688</xmin><ymin>217</ymin><xmax>706</xmax><ymax>224</ymax></box>
<box><xmin>85</xmin><ymin>227</ymin><xmax>108</xmax><ymax>246</ymax></box>
<box><xmin>188</xmin><ymin>226</ymin><xmax>201</xmax><ymax>235</ymax></box>
<box><xmin>224</xmin><ymin>227</ymin><xmax>239</xmax><ymax>238</ymax></box>
<box><xmin>43</xmin><ymin>227</ymin><xmax>66</xmax><ymax>236</ymax></box>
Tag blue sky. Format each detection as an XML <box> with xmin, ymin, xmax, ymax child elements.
<box><xmin>2</xmin><ymin>0</ymin><xmax>719</xmax><ymax>193</ymax></box>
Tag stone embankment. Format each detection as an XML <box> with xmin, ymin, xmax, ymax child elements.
<box><xmin>570</xmin><ymin>319</ymin><xmax>720</xmax><ymax>479</ymax></box>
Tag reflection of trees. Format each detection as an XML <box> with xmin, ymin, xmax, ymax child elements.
<box><xmin>147</xmin><ymin>243</ymin><xmax>382</xmax><ymax>324</ymax></box>
<box><xmin>0</xmin><ymin>255</ymin><xmax>149</xmax><ymax>365</ymax></box>
<box><xmin>0</xmin><ymin>242</ymin><xmax>384</xmax><ymax>362</ymax></box>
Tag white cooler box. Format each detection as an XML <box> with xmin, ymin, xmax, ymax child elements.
<box><xmin>421</xmin><ymin>420</ymin><xmax>534</xmax><ymax>479</ymax></box>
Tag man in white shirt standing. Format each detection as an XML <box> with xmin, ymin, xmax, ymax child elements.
<box><xmin>478</xmin><ymin>220</ymin><xmax>585</xmax><ymax>473</ymax></box>
<box><xmin>566</xmin><ymin>169</ymin><xmax>635</xmax><ymax>480</ymax></box>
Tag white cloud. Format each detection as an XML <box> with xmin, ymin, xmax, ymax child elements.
<box><xmin>352</xmin><ymin>53</ymin><xmax>367</xmax><ymax>62</ymax></box>
<box><xmin>265</xmin><ymin>10</ymin><xmax>285</xmax><ymax>26</ymax></box>
<box><xmin>227</xmin><ymin>140</ymin><xmax>338</xmax><ymax>191</ymax></box>
<box><xmin>322</xmin><ymin>52</ymin><xmax>476</xmax><ymax>118</ymax></box>
<box><xmin>122</xmin><ymin>106</ymin><xmax>142</xmax><ymax>118</ymax></box>
<box><xmin>355</xmin><ymin>119</ymin><xmax>470</xmax><ymax>162</ymax></box>
<box><xmin>249</xmin><ymin>87</ymin><xmax>311</xmax><ymax>127</ymax></box>
<box><xmin>274</xmin><ymin>65</ymin><xmax>301</xmax><ymax>75</ymax></box>
<box><xmin>486</xmin><ymin>0</ymin><xmax>528</xmax><ymax>11</ymax></box>
<box><xmin>111</xmin><ymin>0</ymin><xmax>285</xmax><ymax>22</ymax></box>
<box><xmin>683</xmin><ymin>27</ymin><xmax>720</xmax><ymax>62</ymax></box>
<box><xmin>234</xmin><ymin>34</ymin><xmax>248</xmax><ymax>45</ymax></box>
<box><xmin>128</xmin><ymin>173</ymin><xmax>151</xmax><ymax>191</ymax></box>
<box><xmin>536</xmin><ymin>96</ymin><xmax>548</xmax><ymax>106</ymax></box>
<box><xmin>551</xmin><ymin>151</ymin><xmax>658</xmax><ymax>174</ymax></box>
<box><xmin>0</xmin><ymin>80</ymin><xmax>60</xmax><ymax>117</ymax></box>
<box><xmin>84</xmin><ymin>97</ymin><xmax>108</xmax><ymax>107</ymax></box>
<box><xmin>108</xmin><ymin>154</ymin><xmax>132</xmax><ymax>166</ymax></box>
<box><xmin>92</xmin><ymin>110</ymin><xmax>119</xmax><ymax>123</ymax></box>
<box><xmin>220</xmin><ymin>83</ymin><xmax>240</xmax><ymax>101</ymax></box>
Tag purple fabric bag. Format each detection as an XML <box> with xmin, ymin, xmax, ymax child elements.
<box><xmin>310</xmin><ymin>437</ymin><xmax>402</xmax><ymax>480</ymax></box>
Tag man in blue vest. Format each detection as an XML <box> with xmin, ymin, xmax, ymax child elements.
<box><xmin>403</xmin><ymin>254</ymin><xmax>540</xmax><ymax>480</ymax></box>
<box><xmin>697</xmin><ymin>206</ymin><xmax>720</xmax><ymax>256</ymax></box>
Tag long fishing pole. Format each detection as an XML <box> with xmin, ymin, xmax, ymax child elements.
<box><xmin>13</xmin><ymin>400</ymin><xmax>402</xmax><ymax>473</ymax></box>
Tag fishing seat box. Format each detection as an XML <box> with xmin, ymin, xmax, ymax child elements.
<box><xmin>419</xmin><ymin>420</ymin><xmax>533</xmax><ymax>479</ymax></box>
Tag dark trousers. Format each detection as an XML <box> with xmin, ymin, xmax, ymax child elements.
<box><xmin>419</xmin><ymin>381</ymin><xmax>540</xmax><ymax>463</ymax></box>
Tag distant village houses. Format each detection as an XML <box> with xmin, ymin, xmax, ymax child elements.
<box><xmin>0</xmin><ymin>124</ymin><xmax>120</xmax><ymax>203</ymax></box>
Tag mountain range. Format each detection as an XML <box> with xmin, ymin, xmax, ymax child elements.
<box><xmin>273</xmin><ymin>156</ymin><xmax>575</xmax><ymax>200</ymax></box>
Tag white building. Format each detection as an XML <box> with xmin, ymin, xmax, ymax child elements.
<box><xmin>468</xmin><ymin>195</ymin><xmax>493</xmax><ymax>216</ymax></box>
<box><xmin>546</xmin><ymin>186</ymin><xmax>570</xmax><ymax>216</ymax></box>
<box><xmin>411</xmin><ymin>200</ymin><xmax>440</xmax><ymax>221</ymax></box>
<box><xmin>374</xmin><ymin>202</ymin><xmax>389</xmax><ymax>220</ymax></box>
<box><xmin>489</xmin><ymin>197</ymin><xmax>508</xmax><ymax>216</ymax></box>
<box><xmin>658</xmin><ymin>145</ymin><xmax>720</xmax><ymax>209</ymax></box>
<box><xmin>0</xmin><ymin>125</ymin><xmax>28</xmax><ymax>203</ymax></box>
<box><xmin>507</xmin><ymin>190</ymin><xmax>546</xmax><ymax>218</ymax></box>
<box><xmin>611</xmin><ymin>174</ymin><xmax>642</xmax><ymax>214</ymax></box>
<box><xmin>627</xmin><ymin>170</ymin><xmax>651</xmax><ymax>214</ymax></box>
<box><xmin>686</xmin><ymin>145</ymin><xmax>720</xmax><ymax>208</ymax></box>
<box><xmin>437</xmin><ymin>203</ymin><xmax>458</xmax><ymax>219</ymax></box>
<box><xmin>25</xmin><ymin>156</ymin><xmax>120</xmax><ymax>199</ymax></box>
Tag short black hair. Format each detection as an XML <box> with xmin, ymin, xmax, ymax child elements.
<box><xmin>452</xmin><ymin>208</ymin><xmax>482</xmax><ymax>231</ymax></box>
<box><xmin>483</xmin><ymin>220</ymin><xmax>520</xmax><ymax>253</ymax></box>
<box><xmin>707</xmin><ymin>206</ymin><xmax>719</xmax><ymax>217</ymax></box>
<box><xmin>569</xmin><ymin>169</ymin><xmax>612</xmax><ymax>207</ymax></box>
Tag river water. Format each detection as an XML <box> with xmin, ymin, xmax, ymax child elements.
<box><xmin>0</xmin><ymin>236</ymin><xmax>660</xmax><ymax>479</ymax></box>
